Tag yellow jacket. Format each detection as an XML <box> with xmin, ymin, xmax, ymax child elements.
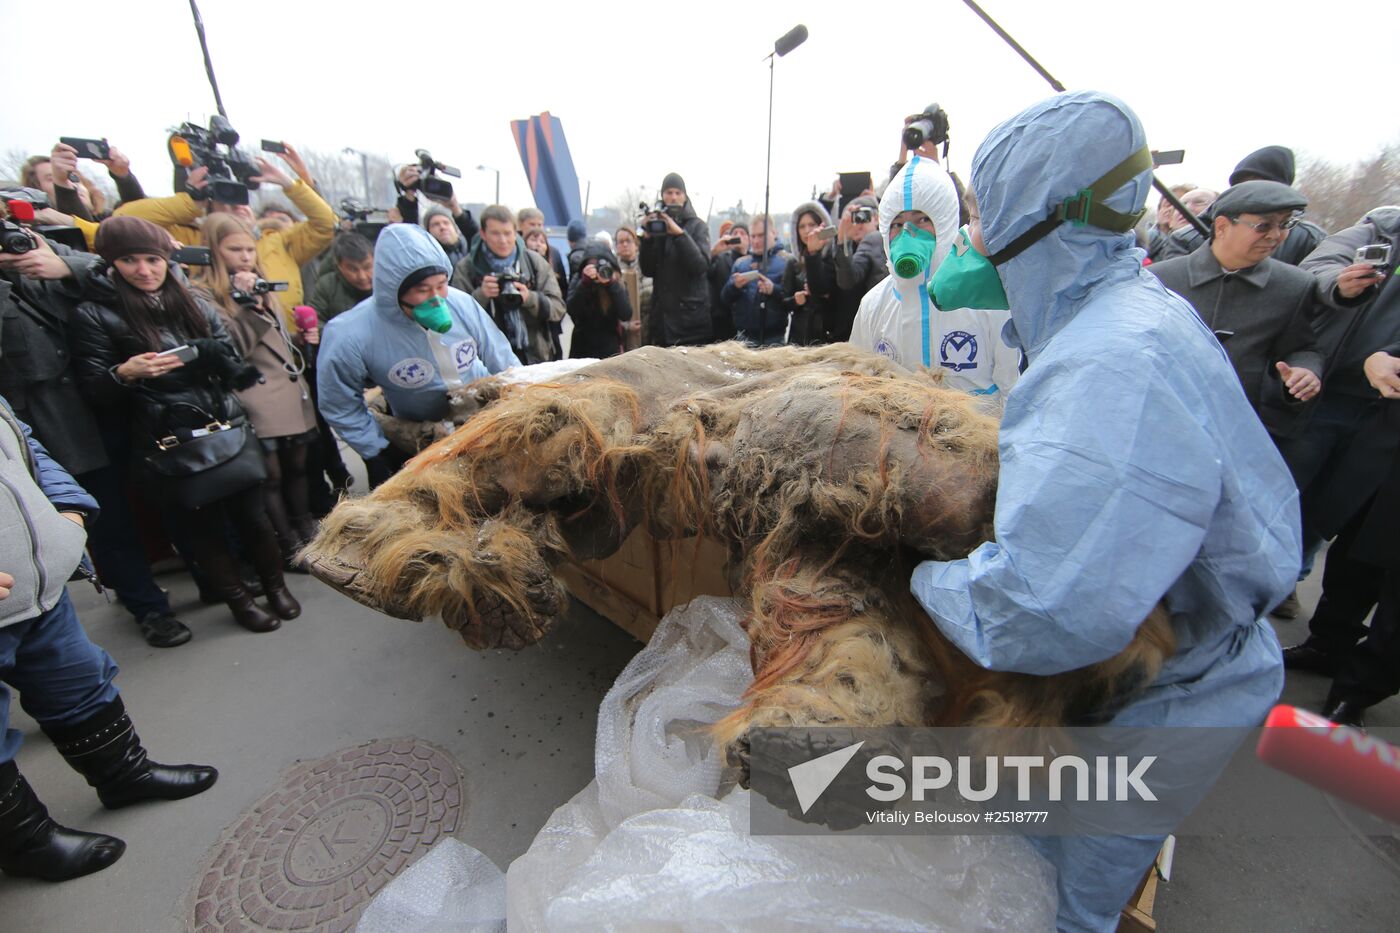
<box><xmin>115</xmin><ymin>180</ymin><xmax>336</xmax><ymax>329</ymax></box>
<box><xmin>73</xmin><ymin>216</ymin><xmax>99</xmax><ymax>251</ymax></box>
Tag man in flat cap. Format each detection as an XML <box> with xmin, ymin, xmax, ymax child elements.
<box><xmin>1151</xmin><ymin>180</ymin><xmax>1324</xmax><ymax>449</ymax></box>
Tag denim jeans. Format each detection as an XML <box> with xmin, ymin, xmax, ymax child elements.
<box><xmin>0</xmin><ymin>590</ymin><xmax>120</xmax><ymax>765</ymax></box>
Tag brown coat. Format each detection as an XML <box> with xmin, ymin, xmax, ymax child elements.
<box><xmin>220</xmin><ymin>303</ymin><xmax>317</xmax><ymax>438</ymax></box>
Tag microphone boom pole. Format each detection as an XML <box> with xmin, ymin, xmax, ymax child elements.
<box><xmin>188</xmin><ymin>0</ymin><xmax>229</xmax><ymax>119</ymax></box>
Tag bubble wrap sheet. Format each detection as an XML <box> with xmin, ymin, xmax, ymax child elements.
<box><xmin>356</xmin><ymin>837</ymin><xmax>506</xmax><ymax>933</ymax></box>
<box><xmin>507</xmin><ymin>596</ymin><xmax>1057</xmax><ymax>931</ymax></box>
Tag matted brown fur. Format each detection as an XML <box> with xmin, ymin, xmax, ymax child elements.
<box><xmin>306</xmin><ymin>343</ymin><xmax>1174</xmax><ymax>748</ymax></box>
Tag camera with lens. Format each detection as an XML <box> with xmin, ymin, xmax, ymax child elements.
<box><xmin>594</xmin><ymin>258</ymin><xmax>616</xmax><ymax>281</ymax></box>
<box><xmin>340</xmin><ymin>197</ymin><xmax>389</xmax><ymax>243</ymax></box>
<box><xmin>494</xmin><ymin>270</ymin><xmax>524</xmax><ymax>310</ymax></box>
<box><xmin>852</xmin><ymin>207</ymin><xmax>874</xmax><ymax>225</ymax></box>
<box><xmin>168</xmin><ymin>115</ymin><xmax>261</xmax><ymax>205</ymax></box>
<box><xmin>1</xmin><ymin>186</ymin><xmax>84</xmax><ymax>254</ymax></box>
<box><xmin>902</xmin><ymin>103</ymin><xmax>950</xmax><ymax>156</ymax></box>
<box><xmin>412</xmin><ymin>150</ymin><xmax>461</xmax><ymax>203</ymax></box>
<box><xmin>639</xmin><ymin>200</ymin><xmax>681</xmax><ymax>236</ymax></box>
<box><xmin>1</xmin><ymin>188</ymin><xmax>47</xmax><ymax>254</ymax></box>
<box><xmin>231</xmin><ymin>277</ymin><xmax>290</xmax><ymax>306</ymax></box>
<box><xmin>0</xmin><ymin>219</ymin><xmax>36</xmax><ymax>255</ymax></box>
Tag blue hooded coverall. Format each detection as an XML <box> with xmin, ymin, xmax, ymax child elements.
<box><xmin>317</xmin><ymin>224</ymin><xmax>520</xmax><ymax>459</ymax></box>
<box><xmin>910</xmin><ymin>92</ymin><xmax>1293</xmax><ymax>931</ymax></box>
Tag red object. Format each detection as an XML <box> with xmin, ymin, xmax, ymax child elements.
<box><xmin>6</xmin><ymin>200</ymin><xmax>36</xmax><ymax>223</ymax></box>
<box><xmin>1256</xmin><ymin>704</ymin><xmax>1400</xmax><ymax>824</ymax></box>
<box><xmin>292</xmin><ymin>305</ymin><xmax>319</xmax><ymax>332</ymax></box>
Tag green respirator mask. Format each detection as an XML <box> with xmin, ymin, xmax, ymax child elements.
<box><xmin>889</xmin><ymin>225</ymin><xmax>936</xmax><ymax>279</ymax></box>
<box><xmin>409</xmin><ymin>295</ymin><xmax>453</xmax><ymax>334</ymax></box>
<box><xmin>929</xmin><ymin>146</ymin><xmax>1152</xmax><ymax>312</ymax></box>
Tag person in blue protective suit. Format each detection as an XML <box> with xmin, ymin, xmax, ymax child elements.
<box><xmin>849</xmin><ymin>154</ymin><xmax>1019</xmax><ymax>401</ymax></box>
<box><xmin>317</xmin><ymin>224</ymin><xmax>520</xmax><ymax>487</ymax></box>
<box><xmin>910</xmin><ymin>91</ymin><xmax>1294</xmax><ymax>932</ymax></box>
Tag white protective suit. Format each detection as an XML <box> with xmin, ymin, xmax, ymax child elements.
<box><xmin>849</xmin><ymin>155</ymin><xmax>1019</xmax><ymax>398</ymax></box>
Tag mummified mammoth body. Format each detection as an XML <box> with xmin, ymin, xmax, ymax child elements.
<box><xmin>305</xmin><ymin>343</ymin><xmax>1173</xmax><ymax>749</ymax></box>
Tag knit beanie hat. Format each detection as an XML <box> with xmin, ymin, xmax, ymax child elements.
<box><xmin>397</xmin><ymin>266</ymin><xmax>440</xmax><ymax>302</ymax></box>
<box><xmin>94</xmin><ymin>216</ymin><xmax>173</xmax><ymax>264</ymax></box>
<box><xmin>661</xmin><ymin>172</ymin><xmax>687</xmax><ymax>196</ymax></box>
<box><xmin>567</xmin><ymin>219</ymin><xmax>587</xmax><ymax>244</ymax></box>
<box><xmin>421</xmin><ymin>203</ymin><xmax>455</xmax><ymax>229</ymax></box>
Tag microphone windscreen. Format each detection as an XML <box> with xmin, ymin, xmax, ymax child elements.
<box><xmin>775</xmin><ymin>24</ymin><xmax>808</xmax><ymax>57</ymax></box>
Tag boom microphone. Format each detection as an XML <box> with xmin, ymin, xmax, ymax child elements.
<box><xmin>1256</xmin><ymin>704</ymin><xmax>1400</xmax><ymax>825</ymax></box>
<box><xmin>774</xmin><ymin>24</ymin><xmax>808</xmax><ymax>57</ymax></box>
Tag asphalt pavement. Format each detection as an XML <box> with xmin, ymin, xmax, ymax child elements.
<box><xmin>1</xmin><ymin>514</ymin><xmax>1396</xmax><ymax>931</ymax></box>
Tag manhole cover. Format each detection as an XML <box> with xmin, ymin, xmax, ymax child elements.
<box><xmin>190</xmin><ymin>738</ymin><xmax>463</xmax><ymax>932</ymax></box>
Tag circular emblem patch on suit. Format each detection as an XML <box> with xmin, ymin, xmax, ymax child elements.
<box><xmin>450</xmin><ymin>338</ymin><xmax>479</xmax><ymax>372</ymax></box>
<box><xmin>939</xmin><ymin>330</ymin><xmax>978</xmax><ymax>372</ymax></box>
<box><xmin>388</xmin><ymin>358</ymin><xmax>434</xmax><ymax>389</ymax></box>
<box><xmin>873</xmin><ymin>338</ymin><xmax>899</xmax><ymax>362</ymax></box>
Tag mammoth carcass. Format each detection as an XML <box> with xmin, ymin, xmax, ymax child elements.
<box><xmin>304</xmin><ymin>343</ymin><xmax>1172</xmax><ymax>760</ymax></box>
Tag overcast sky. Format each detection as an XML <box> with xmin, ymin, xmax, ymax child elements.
<box><xmin>4</xmin><ymin>0</ymin><xmax>1397</xmax><ymax>223</ymax></box>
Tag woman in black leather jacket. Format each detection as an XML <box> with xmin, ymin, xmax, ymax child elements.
<box><xmin>70</xmin><ymin>216</ymin><xmax>299</xmax><ymax>633</ymax></box>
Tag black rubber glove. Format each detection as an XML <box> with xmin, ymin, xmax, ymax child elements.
<box><xmin>365</xmin><ymin>444</ymin><xmax>412</xmax><ymax>488</ymax></box>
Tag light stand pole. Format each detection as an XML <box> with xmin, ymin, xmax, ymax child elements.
<box><xmin>343</xmin><ymin>147</ymin><xmax>372</xmax><ymax>203</ymax></box>
<box><xmin>476</xmin><ymin>164</ymin><xmax>500</xmax><ymax>204</ymax></box>
<box><xmin>761</xmin><ymin>24</ymin><xmax>808</xmax><ymax>344</ymax></box>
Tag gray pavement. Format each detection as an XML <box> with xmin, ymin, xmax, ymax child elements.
<box><xmin>1</xmin><ymin>537</ymin><xmax>1398</xmax><ymax>930</ymax></box>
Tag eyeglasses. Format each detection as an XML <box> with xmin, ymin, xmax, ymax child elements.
<box><xmin>1228</xmin><ymin>214</ymin><xmax>1301</xmax><ymax>235</ymax></box>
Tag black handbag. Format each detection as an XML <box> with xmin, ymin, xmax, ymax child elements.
<box><xmin>143</xmin><ymin>403</ymin><xmax>267</xmax><ymax>509</ymax></box>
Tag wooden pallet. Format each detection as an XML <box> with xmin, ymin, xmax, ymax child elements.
<box><xmin>558</xmin><ymin>528</ymin><xmax>733</xmax><ymax>643</ymax></box>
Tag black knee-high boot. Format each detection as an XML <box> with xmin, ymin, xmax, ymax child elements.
<box><xmin>0</xmin><ymin>761</ymin><xmax>125</xmax><ymax>881</ymax></box>
<box><xmin>41</xmin><ymin>697</ymin><xmax>218</xmax><ymax>810</ymax></box>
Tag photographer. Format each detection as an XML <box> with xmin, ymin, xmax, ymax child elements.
<box><xmin>449</xmin><ymin>205</ymin><xmax>564</xmax><ymax>365</ymax></box>
<box><xmin>310</xmin><ymin>232</ymin><xmax>375</xmax><ymax>322</ymax></box>
<box><xmin>394</xmin><ymin>164</ymin><xmax>479</xmax><ymax>245</ymax></box>
<box><xmin>0</xmin><ymin>210</ymin><xmax>192</xmax><ymax>647</ymax></box>
<box><xmin>707</xmin><ymin>223</ymin><xmax>747</xmax><ymax>342</ymax></box>
<box><xmin>28</xmin><ymin>141</ymin><xmax>147</xmax><ymax>223</ymax></box>
<box><xmin>831</xmin><ymin>196</ymin><xmax>886</xmax><ymax>340</ymax></box>
<box><xmin>638</xmin><ymin>173</ymin><xmax>712</xmax><ymax>347</ymax></box>
<box><xmin>115</xmin><ymin>144</ymin><xmax>335</xmax><ymax>318</ymax></box>
<box><xmin>71</xmin><ymin>216</ymin><xmax>294</xmax><ymax>634</ymax></box>
<box><xmin>318</xmin><ymin>225</ymin><xmax>520</xmax><ymax>487</ymax></box>
<box><xmin>201</xmin><ymin>215</ymin><xmax>319</xmax><ymax>572</ymax></box>
<box><xmin>566</xmin><ymin>242</ymin><xmax>631</xmax><ymax>359</ymax></box>
<box><xmin>720</xmin><ymin>214</ymin><xmax>788</xmax><ymax>347</ymax></box>
<box><xmin>782</xmin><ymin>202</ymin><xmax>837</xmax><ymax>346</ymax></box>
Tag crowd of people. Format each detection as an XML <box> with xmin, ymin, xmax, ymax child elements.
<box><xmin>0</xmin><ymin>95</ymin><xmax>1397</xmax><ymax>929</ymax></box>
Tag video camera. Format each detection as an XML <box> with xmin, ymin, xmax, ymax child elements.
<box><xmin>339</xmin><ymin>197</ymin><xmax>389</xmax><ymax>244</ymax></box>
<box><xmin>413</xmin><ymin>150</ymin><xmax>461</xmax><ymax>203</ymax></box>
<box><xmin>493</xmin><ymin>270</ymin><xmax>524</xmax><ymax>310</ymax></box>
<box><xmin>1</xmin><ymin>186</ymin><xmax>86</xmax><ymax>254</ymax></box>
<box><xmin>639</xmin><ymin>200</ymin><xmax>682</xmax><ymax>236</ymax></box>
<box><xmin>168</xmin><ymin>115</ymin><xmax>261</xmax><ymax>205</ymax></box>
<box><xmin>902</xmin><ymin>103</ymin><xmax>950</xmax><ymax>157</ymax></box>
<box><xmin>231</xmin><ymin>277</ymin><xmax>289</xmax><ymax>306</ymax></box>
